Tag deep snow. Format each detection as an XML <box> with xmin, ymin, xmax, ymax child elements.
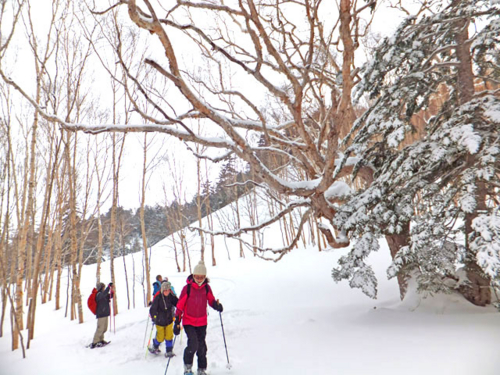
<box><xmin>2</xmin><ymin>235</ymin><xmax>500</xmax><ymax>375</ymax></box>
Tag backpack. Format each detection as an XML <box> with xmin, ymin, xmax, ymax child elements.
<box><xmin>186</xmin><ymin>283</ymin><xmax>212</xmax><ymax>315</ymax></box>
<box><xmin>186</xmin><ymin>283</ymin><xmax>209</xmax><ymax>297</ymax></box>
<box><xmin>87</xmin><ymin>288</ymin><xmax>98</xmax><ymax>315</ymax></box>
<box><xmin>152</xmin><ymin>281</ymin><xmax>161</xmax><ymax>297</ymax></box>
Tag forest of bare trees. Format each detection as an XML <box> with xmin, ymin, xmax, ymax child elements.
<box><xmin>0</xmin><ymin>0</ymin><xmax>498</xmax><ymax>356</ymax></box>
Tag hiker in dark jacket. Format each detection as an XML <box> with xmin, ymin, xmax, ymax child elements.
<box><xmin>153</xmin><ymin>278</ymin><xmax>178</xmax><ymax>299</ymax></box>
<box><xmin>163</xmin><ymin>277</ymin><xmax>177</xmax><ymax>296</ymax></box>
<box><xmin>91</xmin><ymin>282</ymin><xmax>113</xmax><ymax>349</ymax></box>
<box><xmin>149</xmin><ymin>281</ymin><xmax>179</xmax><ymax>357</ymax></box>
<box><xmin>174</xmin><ymin>261</ymin><xmax>223</xmax><ymax>375</ymax></box>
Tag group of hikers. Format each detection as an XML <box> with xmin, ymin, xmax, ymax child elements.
<box><xmin>90</xmin><ymin>260</ymin><xmax>224</xmax><ymax>375</ymax></box>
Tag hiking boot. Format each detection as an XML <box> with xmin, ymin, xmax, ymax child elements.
<box><xmin>197</xmin><ymin>369</ymin><xmax>207</xmax><ymax>375</ymax></box>
<box><xmin>184</xmin><ymin>364</ymin><xmax>194</xmax><ymax>375</ymax></box>
<box><xmin>165</xmin><ymin>347</ymin><xmax>175</xmax><ymax>358</ymax></box>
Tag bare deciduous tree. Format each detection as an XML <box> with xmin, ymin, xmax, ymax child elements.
<box><xmin>73</xmin><ymin>0</ymin><xmax>376</xmax><ymax>257</ymax></box>
<box><xmin>0</xmin><ymin>0</ymin><xmax>373</xmax><ymax>260</ymax></box>
<box><xmin>1</xmin><ymin>0</ymin><xmax>419</xmax><ymax>301</ymax></box>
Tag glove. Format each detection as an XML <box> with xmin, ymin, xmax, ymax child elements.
<box><xmin>173</xmin><ymin>324</ymin><xmax>180</xmax><ymax>336</ymax></box>
<box><xmin>214</xmin><ymin>301</ymin><xmax>223</xmax><ymax>312</ymax></box>
<box><xmin>152</xmin><ymin>316</ymin><xmax>156</xmax><ymax>325</ymax></box>
<box><xmin>173</xmin><ymin>316</ymin><xmax>181</xmax><ymax>336</ymax></box>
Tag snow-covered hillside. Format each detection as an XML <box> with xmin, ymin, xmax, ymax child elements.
<box><xmin>1</xmin><ymin>196</ymin><xmax>500</xmax><ymax>375</ymax></box>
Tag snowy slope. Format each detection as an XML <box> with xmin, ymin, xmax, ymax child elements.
<box><xmin>1</xmin><ymin>197</ymin><xmax>500</xmax><ymax>375</ymax></box>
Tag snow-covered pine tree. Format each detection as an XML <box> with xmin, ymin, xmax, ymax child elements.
<box><xmin>333</xmin><ymin>0</ymin><xmax>500</xmax><ymax>305</ymax></box>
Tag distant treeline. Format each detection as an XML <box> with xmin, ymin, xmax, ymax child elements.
<box><xmin>51</xmin><ymin>162</ymin><xmax>250</xmax><ymax>269</ymax></box>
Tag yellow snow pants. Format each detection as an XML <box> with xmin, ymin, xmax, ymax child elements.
<box><xmin>155</xmin><ymin>322</ymin><xmax>174</xmax><ymax>343</ymax></box>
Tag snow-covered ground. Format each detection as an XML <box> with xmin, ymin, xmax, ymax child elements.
<box><xmin>2</xmin><ymin>198</ymin><xmax>500</xmax><ymax>375</ymax></box>
<box><xmin>2</xmin><ymin>240</ymin><xmax>500</xmax><ymax>375</ymax></box>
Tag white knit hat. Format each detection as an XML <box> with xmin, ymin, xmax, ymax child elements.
<box><xmin>193</xmin><ymin>261</ymin><xmax>207</xmax><ymax>276</ymax></box>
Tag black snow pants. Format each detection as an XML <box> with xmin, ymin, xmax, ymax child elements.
<box><xmin>183</xmin><ymin>325</ymin><xmax>208</xmax><ymax>369</ymax></box>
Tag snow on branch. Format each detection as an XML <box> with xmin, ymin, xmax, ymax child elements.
<box><xmin>331</xmin><ymin>233</ymin><xmax>380</xmax><ymax>298</ymax></box>
<box><xmin>472</xmin><ymin>209</ymin><xmax>500</xmax><ymax>281</ymax></box>
<box><xmin>317</xmin><ymin>222</ymin><xmax>349</xmax><ymax>249</ymax></box>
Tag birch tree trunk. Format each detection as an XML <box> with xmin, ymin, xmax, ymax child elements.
<box><xmin>0</xmin><ymin>86</ymin><xmax>14</xmax><ymax>338</ymax></box>
<box><xmin>196</xmin><ymin>157</ymin><xmax>205</xmax><ymax>262</ymax></box>
<box><xmin>94</xmin><ymin>135</ymin><xmax>111</xmax><ymax>284</ymax></box>
<box><xmin>65</xmin><ymin>131</ymin><xmax>83</xmax><ymax>323</ymax></box>
<box><xmin>13</xmin><ymin>109</ymin><xmax>37</xmax><ymax>350</ymax></box>
<box><xmin>109</xmin><ymin>134</ymin><xmax>126</xmax><ymax>314</ymax></box>
<box><xmin>27</xmin><ymin>136</ymin><xmax>60</xmax><ymax>344</ymax></box>
<box><xmin>204</xmin><ymin>163</ymin><xmax>215</xmax><ymax>266</ymax></box>
<box><xmin>119</xmin><ymin>213</ymin><xmax>131</xmax><ymax>309</ymax></box>
<box><xmin>139</xmin><ymin>133</ymin><xmax>152</xmax><ymax>306</ymax></box>
<box><xmin>53</xmin><ymin>163</ymin><xmax>67</xmax><ymax>311</ymax></box>
<box><xmin>163</xmin><ymin>186</ymin><xmax>181</xmax><ymax>272</ymax></box>
<box><xmin>0</xmin><ymin>173</ymin><xmax>8</xmax><ymax>339</ymax></box>
<box><xmin>41</xmin><ymin>220</ymin><xmax>56</xmax><ymax>304</ymax></box>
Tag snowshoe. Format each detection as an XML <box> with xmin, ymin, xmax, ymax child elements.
<box><xmin>184</xmin><ymin>364</ymin><xmax>194</xmax><ymax>375</ymax></box>
<box><xmin>89</xmin><ymin>340</ymin><xmax>110</xmax><ymax>349</ymax></box>
<box><xmin>148</xmin><ymin>346</ymin><xmax>161</xmax><ymax>355</ymax></box>
<box><xmin>165</xmin><ymin>351</ymin><xmax>175</xmax><ymax>358</ymax></box>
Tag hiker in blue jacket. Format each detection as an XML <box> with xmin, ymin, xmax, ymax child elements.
<box><xmin>152</xmin><ymin>275</ymin><xmax>162</xmax><ymax>296</ymax></box>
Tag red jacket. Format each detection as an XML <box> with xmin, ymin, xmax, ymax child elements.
<box><xmin>176</xmin><ymin>275</ymin><xmax>216</xmax><ymax>327</ymax></box>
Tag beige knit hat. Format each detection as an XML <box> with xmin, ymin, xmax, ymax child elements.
<box><xmin>193</xmin><ymin>261</ymin><xmax>207</xmax><ymax>276</ymax></box>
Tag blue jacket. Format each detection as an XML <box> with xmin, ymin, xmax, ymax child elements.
<box><xmin>152</xmin><ymin>281</ymin><xmax>161</xmax><ymax>296</ymax></box>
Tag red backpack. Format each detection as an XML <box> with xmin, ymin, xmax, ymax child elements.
<box><xmin>87</xmin><ymin>288</ymin><xmax>98</xmax><ymax>315</ymax></box>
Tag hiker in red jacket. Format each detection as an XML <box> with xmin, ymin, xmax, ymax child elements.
<box><xmin>173</xmin><ymin>261</ymin><xmax>223</xmax><ymax>375</ymax></box>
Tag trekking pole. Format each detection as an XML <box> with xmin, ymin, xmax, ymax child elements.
<box><xmin>112</xmin><ymin>305</ymin><xmax>116</xmax><ymax>334</ymax></box>
<box><xmin>163</xmin><ymin>335</ymin><xmax>177</xmax><ymax>375</ymax></box>
<box><xmin>219</xmin><ymin>312</ymin><xmax>232</xmax><ymax>369</ymax></box>
<box><xmin>143</xmin><ymin>316</ymin><xmax>150</xmax><ymax>348</ymax></box>
<box><xmin>145</xmin><ymin>322</ymin><xmax>155</xmax><ymax>359</ymax></box>
<box><xmin>109</xmin><ymin>301</ymin><xmax>113</xmax><ymax>333</ymax></box>
<box><xmin>109</xmin><ymin>301</ymin><xmax>116</xmax><ymax>333</ymax></box>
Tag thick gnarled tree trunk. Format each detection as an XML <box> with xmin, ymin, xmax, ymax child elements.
<box><xmin>455</xmin><ymin>14</ymin><xmax>491</xmax><ymax>306</ymax></box>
